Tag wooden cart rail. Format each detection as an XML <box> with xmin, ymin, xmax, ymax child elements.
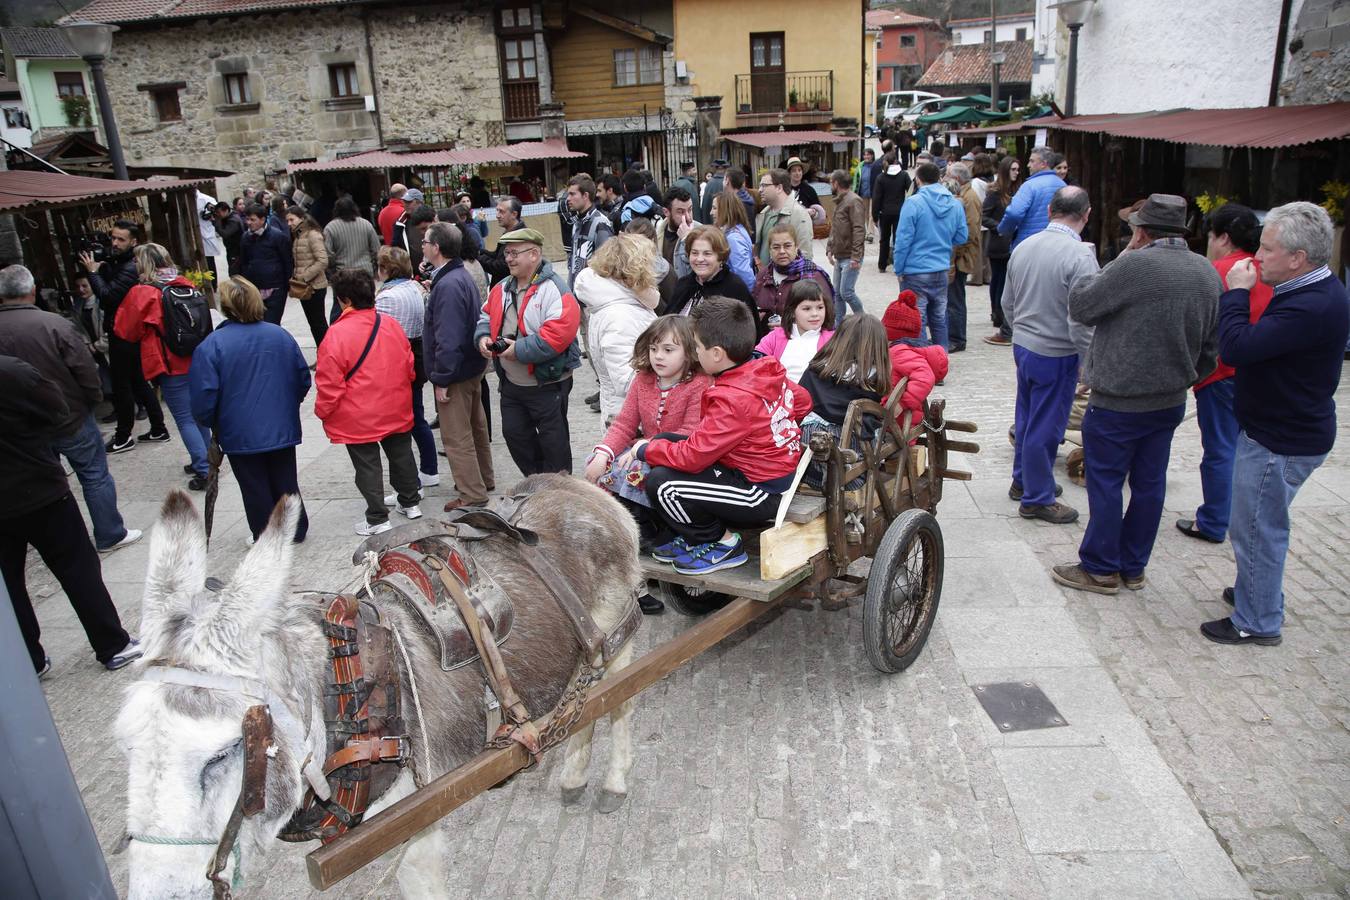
<box><xmin>306</xmin><ymin>594</ymin><xmax>787</xmax><ymax>889</ymax></box>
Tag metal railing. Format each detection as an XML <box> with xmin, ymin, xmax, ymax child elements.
<box><xmin>734</xmin><ymin>70</ymin><xmax>834</xmax><ymax>116</ymax></box>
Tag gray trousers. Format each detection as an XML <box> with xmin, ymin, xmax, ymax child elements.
<box><xmin>346</xmin><ymin>430</ymin><xmax>420</xmax><ymax>524</ymax></box>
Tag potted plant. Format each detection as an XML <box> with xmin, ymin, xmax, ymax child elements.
<box><xmin>818</xmin><ymin>96</ymin><xmax>832</xmax><ymax>112</ymax></box>
<box><xmin>788</xmin><ymin>89</ymin><xmax>799</xmax><ymax>112</ymax></box>
<box><xmin>1320</xmin><ymin>180</ymin><xmax>1348</xmax><ymax>279</ymax></box>
<box><xmin>61</xmin><ymin>94</ymin><xmax>92</xmax><ymax>127</ymax></box>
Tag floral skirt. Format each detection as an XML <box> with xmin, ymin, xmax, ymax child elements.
<box><xmin>597</xmin><ymin>456</ymin><xmax>653</xmax><ymax>508</ymax></box>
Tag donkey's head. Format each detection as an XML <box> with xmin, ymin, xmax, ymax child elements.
<box><xmin>116</xmin><ymin>492</ymin><xmax>320</xmax><ymax>899</ymax></box>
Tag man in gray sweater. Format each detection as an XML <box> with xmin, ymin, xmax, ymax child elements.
<box><xmin>1053</xmin><ymin>194</ymin><xmax>1219</xmax><ymax>595</ymax></box>
<box><xmin>1002</xmin><ymin>186</ymin><xmax>1097</xmax><ymax>524</ymax></box>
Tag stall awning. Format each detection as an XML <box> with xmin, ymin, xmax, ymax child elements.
<box><xmin>0</xmin><ymin>170</ymin><xmax>212</xmax><ymax>213</ymax></box>
<box><xmin>1042</xmin><ymin>103</ymin><xmax>1350</xmax><ymax>149</ymax></box>
<box><xmin>723</xmin><ymin>131</ymin><xmax>849</xmax><ymax>150</ymax></box>
<box><xmin>949</xmin><ymin>116</ymin><xmax>1063</xmax><ymax>137</ymax></box>
<box><xmin>286</xmin><ymin>141</ymin><xmax>586</xmax><ymax>174</ymax></box>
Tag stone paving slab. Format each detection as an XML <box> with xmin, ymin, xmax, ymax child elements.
<box><xmin>17</xmin><ymin>240</ymin><xmax>1343</xmax><ymax>896</ymax></box>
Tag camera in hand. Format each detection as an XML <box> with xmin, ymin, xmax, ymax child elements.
<box><xmin>76</xmin><ymin>233</ymin><xmax>111</xmax><ymax>263</ymax></box>
<box><xmin>487</xmin><ymin>337</ymin><xmax>510</xmax><ymax>354</ymax></box>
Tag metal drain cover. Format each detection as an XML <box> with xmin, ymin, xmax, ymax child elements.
<box><xmin>971</xmin><ymin>681</ymin><xmax>1068</xmax><ymax>733</ymax></box>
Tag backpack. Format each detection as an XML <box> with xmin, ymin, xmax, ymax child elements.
<box><xmin>160</xmin><ymin>283</ymin><xmax>213</xmax><ymax>357</ymax></box>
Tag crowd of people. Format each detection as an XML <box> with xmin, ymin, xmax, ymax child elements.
<box><xmin>0</xmin><ymin>138</ymin><xmax>1344</xmax><ymax>671</ymax></box>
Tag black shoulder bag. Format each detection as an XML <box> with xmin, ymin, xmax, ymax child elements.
<box><xmin>344</xmin><ymin>312</ymin><xmax>382</xmax><ymax>381</ymax></box>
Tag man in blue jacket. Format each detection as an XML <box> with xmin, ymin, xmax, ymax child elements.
<box><xmin>239</xmin><ymin>203</ymin><xmax>294</xmax><ymax>325</ymax></box>
<box><xmin>1200</xmin><ymin>202</ymin><xmax>1349</xmax><ymax>647</ymax></box>
<box><xmin>998</xmin><ymin>147</ymin><xmax>1066</xmax><ymax>251</ymax></box>
<box><xmin>893</xmin><ymin>162</ymin><xmax>968</xmax><ymax>349</ymax></box>
<box><xmin>423</xmin><ymin>222</ymin><xmax>494</xmax><ymax>512</ymax></box>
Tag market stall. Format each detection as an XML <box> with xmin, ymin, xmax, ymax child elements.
<box><xmin>0</xmin><ymin>169</ymin><xmax>216</xmax><ymax>304</ymax></box>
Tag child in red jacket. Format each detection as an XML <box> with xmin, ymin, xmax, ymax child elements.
<box><xmin>633</xmin><ymin>297</ymin><xmax>812</xmax><ymax>575</ymax></box>
<box><xmin>882</xmin><ymin>290</ymin><xmax>949</xmax><ymax>429</ymax></box>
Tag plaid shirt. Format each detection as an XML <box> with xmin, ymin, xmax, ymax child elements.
<box><xmin>374</xmin><ymin>277</ymin><xmax>426</xmax><ymax>340</ymax></box>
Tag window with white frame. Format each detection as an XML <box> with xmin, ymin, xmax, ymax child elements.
<box><xmin>223</xmin><ymin>72</ymin><xmax>252</xmax><ymax>105</ymax></box>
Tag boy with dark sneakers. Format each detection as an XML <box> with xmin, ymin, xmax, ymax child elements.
<box><xmin>633</xmin><ymin>296</ymin><xmax>812</xmax><ymax>574</ymax></box>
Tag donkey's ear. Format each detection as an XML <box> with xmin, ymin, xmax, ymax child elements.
<box><xmin>207</xmin><ymin>495</ymin><xmax>303</xmax><ymax>640</ymax></box>
<box><xmin>142</xmin><ymin>491</ymin><xmax>208</xmax><ymax>638</ymax></box>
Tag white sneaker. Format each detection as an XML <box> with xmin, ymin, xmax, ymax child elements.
<box><xmin>396</xmin><ymin>504</ymin><xmax>423</xmax><ymax>520</ymax></box>
<box><xmin>98</xmin><ymin>529</ymin><xmax>143</xmax><ymax>554</ymax></box>
<box><xmin>419</xmin><ymin>472</ymin><xmax>441</xmax><ymax>487</ymax></box>
<box><xmin>384</xmin><ymin>490</ymin><xmax>424</xmax><ymax>507</ymax></box>
<box><xmin>355</xmin><ymin>520</ymin><xmax>394</xmax><ymax>536</ymax></box>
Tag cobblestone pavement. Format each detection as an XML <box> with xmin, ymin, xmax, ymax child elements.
<box><xmin>23</xmin><ymin>237</ymin><xmax>1347</xmax><ymax>897</ymax></box>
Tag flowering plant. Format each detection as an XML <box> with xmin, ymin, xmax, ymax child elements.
<box><xmin>1195</xmin><ymin>192</ymin><xmax>1230</xmax><ymax>215</ymax></box>
<box><xmin>182</xmin><ymin>268</ymin><xmax>215</xmax><ymax>291</ymax></box>
<box><xmin>1319</xmin><ymin>180</ymin><xmax>1348</xmax><ymax>225</ymax></box>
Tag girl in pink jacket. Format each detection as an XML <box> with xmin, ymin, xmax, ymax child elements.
<box><xmin>753</xmin><ymin>280</ymin><xmax>834</xmax><ymax>383</ymax></box>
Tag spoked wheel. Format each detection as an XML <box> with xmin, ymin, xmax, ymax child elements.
<box><xmin>649</xmin><ymin>580</ymin><xmax>733</xmax><ymax>617</ymax></box>
<box><xmin>862</xmin><ymin>509</ymin><xmax>944</xmax><ymax>674</ymax></box>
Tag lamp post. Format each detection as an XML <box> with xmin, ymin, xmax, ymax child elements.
<box><xmin>1048</xmin><ymin>0</ymin><xmax>1095</xmax><ymax>117</ymax></box>
<box><xmin>991</xmin><ymin>50</ymin><xmax>1006</xmax><ymax>113</ymax></box>
<box><xmin>59</xmin><ymin>20</ymin><xmax>127</xmax><ymax>180</ymax></box>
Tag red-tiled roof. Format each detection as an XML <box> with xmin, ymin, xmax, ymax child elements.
<box><xmin>285</xmin><ymin>142</ymin><xmax>585</xmax><ymax>174</ymax></box>
<box><xmin>723</xmin><ymin>130</ymin><xmax>846</xmax><ymax>149</ymax></box>
<box><xmin>1043</xmin><ymin>103</ymin><xmax>1350</xmax><ymax>149</ymax></box>
<box><xmin>0</xmin><ymin>170</ymin><xmax>210</xmax><ymax>212</ymax></box>
<box><xmin>917</xmin><ymin>40</ymin><xmax>1032</xmax><ymax>88</ymax></box>
<box><xmin>63</xmin><ymin>0</ymin><xmax>366</xmax><ymax>25</ymax></box>
<box><xmin>864</xmin><ymin>10</ymin><xmax>941</xmax><ymax>29</ymax></box>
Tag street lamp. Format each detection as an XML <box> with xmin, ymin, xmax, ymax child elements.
<box><xmin>1048</xmin><ymin>0</ymin><xmax>1095</xmax><ymax>117</ymax></box>
<box><xmin>59</xmin><ymin>20</ymin><xmax>128</xmax><ymax>180</ymax></box>
<box><xmin>990</xmin><ymin>50</ymin><xmax>1006</xmax><ymax>113</ymax></box>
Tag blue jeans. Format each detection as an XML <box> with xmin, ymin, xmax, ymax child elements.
<box><xmin>1192</xmin><ymin>378</ymin><xmax>1238</xmax><ymax>540</ymax></box>
<box><xmin>1011</xmin><ymin>346</ymin><xmax>1078</xmax><ymax>507</ymax></box>
<box><xmin>1229</xmin><ymin>432</ymin><xmax>1324</xmax><ymax>636</ymax></box>
<box><xmin>410</xmin><ymin>381</ymin><xmax>438</xmax><ymax>477</ymax></box>
<box><xmin>899</xmin><ymin>270</ymin><xmax>948</xmax><ymax>349</ymax></box>
<box><xmin>1078</xmin><ymin>403</ymin><xmax>1185</xmax><ymax>578</ymax></box>
<box><xmin>51</xmin><ymin>413</ymin><xmax>128</xmax><ymax>550</ymax></box>
<box><xmin>158</xmin><ymin>374</ymin><xmax>212</xmax><ymax>477</ymax></box>
<box><xmin>832</xmin><ymin>260</ymin><xmax>863</xmax><ymax>328</ymax></box>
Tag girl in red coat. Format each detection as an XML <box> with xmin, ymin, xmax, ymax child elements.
<box><xmin>584</xmin><ymin>315</ymin><xmax>711</xmax><ymax>612</ymax></box>
<box><xmin>113</xmin><ymin>243</ymin><xmax>212</xmax><ymax>490</ymax></box>
<box><xmin>882</xmin><ymin>290</ymin><xmax>949</xmax><ymax>430</ymax></box>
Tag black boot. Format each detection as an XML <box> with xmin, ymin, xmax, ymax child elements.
<box><xmin>638</xmin><ymin>593</ymin><xmax>665</xmax><ymax>615</ymax></box>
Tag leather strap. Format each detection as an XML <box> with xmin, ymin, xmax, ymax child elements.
<box><xmin>343</xmin><ymin>312</ymin><xmax>382</xmax><ymax>382</ymax></box>
<box><xmin>515</xmin><ymin>544</ymin><xmax>607</xmax><ymax>661</ymax></box>
<box><xmin>324</xmin><ymin>736</ymin><xmax>408</xmax><ymax>772</ymax></box>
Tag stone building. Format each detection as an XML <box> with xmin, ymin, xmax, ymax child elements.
<box><xmin>65</xmin><ymin>0</ymin><xmax>502</xmax><ymax>194</ymax></box>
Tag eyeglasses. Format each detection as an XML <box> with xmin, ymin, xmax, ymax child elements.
<box><xmin>504</xmin><ymin>248</ymin><xmax>535</xmax><ymax>259</ymax></box>
<box><xmin>421</xmin><ymin>238</ymin><xmax>434</xmax><ymax>245</ymax></box>
<box><xmin>759</xmin><ymin>182</ymin><xmax>773</xmax><ymax>189</ymax></box>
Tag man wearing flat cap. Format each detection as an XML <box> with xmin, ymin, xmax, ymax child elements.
<box><xmin>474</xmin><ymin>228</ymin><xmax>581</xmax><ymax>476</ymax></box>
<box><xmin>1052</xmin><ymin>193</ymin><xmax>1220</xmax><ymax>596</ymax></box>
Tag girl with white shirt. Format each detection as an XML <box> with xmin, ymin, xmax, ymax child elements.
<box><xmin>753</xmin><ymin>280</ymin><xmax>834</xmax><ymax>383</ymax></box>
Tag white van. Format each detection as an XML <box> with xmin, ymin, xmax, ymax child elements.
<box><xmin>878</xmin><ymin>90</ymin><xmax>939</xmax><ymax>125</ymax></box>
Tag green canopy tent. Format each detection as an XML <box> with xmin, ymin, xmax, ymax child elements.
<box><xmin>917</xmin><ymin>105</ymin><xmax>1012</xmax><ymax>126</ymax></box>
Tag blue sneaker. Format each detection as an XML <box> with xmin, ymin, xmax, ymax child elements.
<box><xmin>650</xmin><ymin>537</ymin><xmax>689</xmax><ymax>563</ymax></box>
<box><xmin>672</xmin><ymin>535</ymin><xmax>748</xmax><ymax>575</ymax></box>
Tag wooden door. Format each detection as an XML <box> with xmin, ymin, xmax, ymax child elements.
<box><xmin>750</xmin><ymin>32</ymin><xmax>785</xmax><ymax>113</ymax></box>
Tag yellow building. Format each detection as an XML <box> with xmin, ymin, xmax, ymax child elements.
<box><xmin>672</xmin><ymin>0</ymin><xmax>867</xmax><ymax>134</ymax></box>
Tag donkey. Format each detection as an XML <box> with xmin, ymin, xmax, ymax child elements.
<box><xmin>117</xmin><ymin>474</ymin><xmax>641</xmax><ymax>898</ymax></box>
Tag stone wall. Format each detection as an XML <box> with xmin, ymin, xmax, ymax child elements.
<box><xmin>1279</xmin><ymin>0</ymin><xmax>1350</xmax><ymax>104</ymax></box>
<box><xmin>105</xmin><ymin>2</ymin><xmax>503</xmax><ymax>195</ymax></box>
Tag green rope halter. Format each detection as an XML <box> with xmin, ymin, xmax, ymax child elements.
<box><xmin>127</xmin><ymin>833</ymin><xmax>242</xmax><ymax>891</ymax></box>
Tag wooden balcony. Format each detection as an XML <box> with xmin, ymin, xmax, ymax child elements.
<box><xmin>733</xmin><ymin>70</ymin><xmax>834</xmax><ymax>127</ymax></box>
<box><xmin>503</xmin><ymin>81</ymin><xmax>540</xmax><ymax>122</ymax></box>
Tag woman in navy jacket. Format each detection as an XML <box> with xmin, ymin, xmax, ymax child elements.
<box><xmin>189</xmin><ymin>276</ymin><xmax>312</xmax><ymax>542</ymax></box>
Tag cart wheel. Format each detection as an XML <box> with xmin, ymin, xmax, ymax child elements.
<box><xmin>862</xmin><ymin>509</ymin><xmax>943</xmax><ymax>674</ymax></box>
<box><xmin>649</xmin><ymin>580</ymin><xmax>733</xmax><ymax>617</ymax></box>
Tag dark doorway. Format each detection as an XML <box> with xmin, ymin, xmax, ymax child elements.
<box><xmin>750</xmin><ymin>32</ymin><xmax>785</xmax><ymax>113</ymax></box>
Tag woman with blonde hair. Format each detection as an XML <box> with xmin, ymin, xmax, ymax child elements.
<box><xmin>712</xmin><ymin>188</ymin><xmax>756</xmax><ymax>291</ymax></box>
<box><xmin>190</xmin><ymin>275</ymin><xmax>312</xmax><ymax>542</ymax></box>
<box><xmin>571</xmin><ymin>232</ymin><xmax>660</xmax><ymax>420</ymax></box>
<box><xmin>112</xmin><ymin>243</ymin><xmax>213</xmax><ymax>489</ymax></box>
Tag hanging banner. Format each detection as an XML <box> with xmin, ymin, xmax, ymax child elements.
<box><xmin>1034</xmin><ymin>128</ymin><xmax>1049</xmax><ymax>146</ymax></box>
<box><xmin>985</xmin><ymin>134</ymin><xmax>997</xmax><ymax>148</ymax></box>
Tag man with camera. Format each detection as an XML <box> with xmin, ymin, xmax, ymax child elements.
<box><xmin>81</xmin><ymin>219</ymin><xmax>167</xmax><ymax>454</ymax></box>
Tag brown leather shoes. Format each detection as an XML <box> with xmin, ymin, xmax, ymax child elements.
<box><xmin>443</xmin><ymin>498</ymin><xmax>486</xmax><ymax>513</ymax></box>
<box><xmin>1052</xmin><ymin>564</ymin><xmax>1120</xmax><ymax>595</ymax></box>
<box><xmin>1019</xmin><ymin>501</ymin><xmax>1079</xmax><ymax>524</ymax></box>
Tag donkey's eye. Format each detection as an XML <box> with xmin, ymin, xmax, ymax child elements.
<box><xmin>202</xmin><ymin>740</ymin><xmax>242</xmax><ymax>772</ymax></box>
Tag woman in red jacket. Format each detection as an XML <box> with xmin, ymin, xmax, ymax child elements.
<box><xmin>113</xmin><ymin>243</ymin><xmax>212</xmax><ymax>490</ymax></box>
<box><xmin>314</xmin><ymin>268</ymin><xmax>421</xmax><ymax>536</ymax></box>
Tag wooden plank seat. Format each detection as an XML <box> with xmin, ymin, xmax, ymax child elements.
<box><xmin>639</xmin><ymin>553</ymin><xmax>813</xmax><ymax>603</ymax></box>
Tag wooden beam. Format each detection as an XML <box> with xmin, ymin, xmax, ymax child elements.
<box><xmin>571</xmin><ymin>3</ymin><xmax>669</xmax><ymax>44</ymax></box>
<box><xmin>759</xmin><ymin>516</ymin><xmax>827</xmax><ymax>581</ymax></box>
<box><xmin>306</xmin><ymin>594</ymin><xmax>787</xmax><ymax>889</ymax></box>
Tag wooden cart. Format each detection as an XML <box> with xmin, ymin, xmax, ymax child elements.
<box><xmin>305</xmin><ymin>384</ymin><xmax>978</xmax><ymax>889</ymax></box>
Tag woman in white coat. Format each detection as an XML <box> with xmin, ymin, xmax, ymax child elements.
<box><xmin>572</xmin><ymin>233</ymin><xmax>659</xmax><ymax>422</ymax></box>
